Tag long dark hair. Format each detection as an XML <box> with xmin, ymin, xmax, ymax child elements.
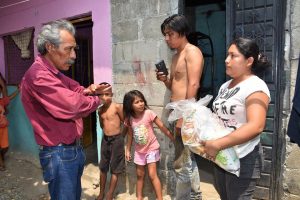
<box><xmin>161</xmin><ymin>14</ymin><xmax>190</xmax><ymax>37</ymax></box>
<box><xmin>123</xmin><ymin>90</ymin><xmax>149</xmax><ymax>120</ymax></box>
<box><xmin>230</xmin><ymin>37</ymin><xmax>271</xmax><ymax>76</ymax></box>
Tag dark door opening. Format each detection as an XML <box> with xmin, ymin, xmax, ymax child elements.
<box><xmin>184</xmin><ymin>0</ymin><xmax>286</xmax><ymax>199</ymax></box>
<box><xmin>63</xmin><ymin>16</ymin><xmax>95</xmax><ymax>148</ymax></box>
<box><xmin>184</xmin><ymin>0</ymin><xmax>226</xmax><ymax>195</ymax></box>
<box><xmin>185</xmin><ymin>0</ymin><xmax>227</xmax><ymax>101</ymax></box>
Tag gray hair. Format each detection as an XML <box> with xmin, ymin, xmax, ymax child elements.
<box><xmin>37</xmin><ymin>19</ymin><xmax>76</xmax><ymax>55</ymax></box>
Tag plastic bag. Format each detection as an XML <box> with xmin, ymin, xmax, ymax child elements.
<box><xmin>166</xmin><ymin>95</ymin><xmax>240</xmax><ymax>176</ymax></box>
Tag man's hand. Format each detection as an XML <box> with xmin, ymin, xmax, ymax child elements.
<box><xmin>94</xmin><ymin>84</ymin><xmax>111</xmax><ymax>95</ymax></box>
<box><xmin>156</xmin><ymin>70</ymin><xmax>168</xmax><ymax>82</ymax></box>
<box><xmin>84</xmin><ymin>83</ymin><xmax>111</xmax><ymax>96</ymax></box>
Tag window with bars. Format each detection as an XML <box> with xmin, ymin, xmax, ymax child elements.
<box><xmin>3</xmin><ymin>29</ymin><xmax>34</xmax><ymax>85</ymax></box>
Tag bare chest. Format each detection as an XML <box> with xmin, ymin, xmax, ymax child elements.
<box><xmin>172</xmin><ymin>57</ymin><xmax>187</xmax><ymax>80</ymax></box>
<box><xmin>100</xmin><ymin>107</ymin><xmax>119</xmax><ymax>121</ymax></box>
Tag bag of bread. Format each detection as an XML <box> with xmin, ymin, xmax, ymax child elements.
<box><xmin>166</xmin><ymin>95</ymin><xmax>240</xmax><ymax>176</ymax></box>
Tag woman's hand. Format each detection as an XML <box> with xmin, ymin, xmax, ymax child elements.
<box><xmin>201</xmin><ymin>139</ymin><xmax>222</xmax><ymax>161</ymax></box>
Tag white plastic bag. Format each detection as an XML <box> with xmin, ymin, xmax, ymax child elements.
<box><xmin>166</xmin><ymin>95</ymin><xmax>240</xmax><ymax>176</ymax></box>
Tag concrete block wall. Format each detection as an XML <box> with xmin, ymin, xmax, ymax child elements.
<box><xmin>283</xmin><ymin>0</ymin><xmax>300</xmax><ymax>199</ymax></box>
<box><xmin>111</xmin><ymin>0</ymin><xmax>179</xmax><ymax>196</ymax></box>
<box><xmin>109</xmin><ymin>0</ymin><xmax>300</xmax><ymax>199</ymax></box>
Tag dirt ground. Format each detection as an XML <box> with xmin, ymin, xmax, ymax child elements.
<box><xmin>0</xmin><ymin>145</ymin><xmax>220</xmax><ymax>200</ymax></box>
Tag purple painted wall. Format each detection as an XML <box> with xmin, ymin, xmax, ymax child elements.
<box><xmin>0</xmin><ymin>0</ymin><xmax>112</xmax><ymax>84</ymax></box>
<box><xmin>0</xmin><ymin>39</ymin><xmax>4</xmax><ymax>76</ymax></box>
<box><xmin>0</xmin><ymin>0</ymin><xmax>112</xmax><ymax>156</ymax></box>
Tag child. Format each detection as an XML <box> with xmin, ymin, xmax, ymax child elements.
<box><xmin>0</xmin><ymin>84</ymin><xmax>19</xmax><ymax>171</ymax></box>
<box><xmin>123</xmin><ymin>90</ymin><xmax>175</xmax><ymax>200</ymax></box>
<box><xmin>96</xmin><ymin>82</ymin><xmax>125</xmax><ymax>200</ymax></box>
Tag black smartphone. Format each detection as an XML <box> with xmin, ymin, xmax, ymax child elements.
<box><xmin>155</xmin><ymin>60</ymin><xmax>168</xmax><ymax>75</ymax></box>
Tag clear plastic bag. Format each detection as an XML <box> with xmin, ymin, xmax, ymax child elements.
<box><xmin>166</xmin><ymin>95</ymin><xmax>240</xmax><ymax>176</ymax></box>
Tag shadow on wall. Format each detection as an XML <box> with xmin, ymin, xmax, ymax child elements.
<box><xmin>7</xmin><ymin>85</ymin><xmax>39</xmax><ymax>158</ymax></box>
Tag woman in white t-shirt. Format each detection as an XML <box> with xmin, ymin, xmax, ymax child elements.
<box><xmin>202</xmin><ymin>37</ymin><xmax>271</xmax><ymax>200</ymax></box>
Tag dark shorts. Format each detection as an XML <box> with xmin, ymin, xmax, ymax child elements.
<box><xmin>213</xmin><ymin>144</ymin><xmax>263</xmax><ymax>200</ymax></box>
<box><xmin>99</xmin><ymin>134</ymin><xmax>125</xmax><ymax>174</ymax></box>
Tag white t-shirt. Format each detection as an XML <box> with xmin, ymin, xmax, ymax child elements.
<box><xmin>212</xmin><ymin>75</ymin><xmax>270</xmax><ymax>158</ymax></box>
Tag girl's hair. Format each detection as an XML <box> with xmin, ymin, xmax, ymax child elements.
<box><xmin>161</xmin><ymin>14</ymin><xmax>190</xmax><ymax>37</ymax></box>
<box><xmin>230</xmin><ymin>37</ymin><xmax>271</xmax><ymax>76</ymax></box>
<box><xmin>123</xmin><ymin>90</ymin><xmax>149</xmax><ymax>119</ymax></box>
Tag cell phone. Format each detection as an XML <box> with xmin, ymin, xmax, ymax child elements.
<box><xmin>155</xmin><ymin>60</ymin><xmax>168</xmax><ymax>75</ymax></box>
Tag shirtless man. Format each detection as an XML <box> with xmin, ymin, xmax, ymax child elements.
<box><xmin>97</xmin><ymin>82</ymin><xmax>125</xmax><ymax>200</ymax></box>
<box><xmin>156</xmin><ymin>14</ymin><xmax>204</xmax><ymax>200</ymax></box>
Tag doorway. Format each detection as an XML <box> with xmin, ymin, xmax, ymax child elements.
<box><xmin>64</xmin><ymin>16</ymin><xmax>96</xmax><ymax>147</ymax></box>
<box><xmin>184</xmin><ymin>0</ymin><xmax>286</xmax><ymax>199</ymax></box>
<box><xmin>184</xmin><ymin>0</ymin><xmax>226</xmax><ymax>197</ymax></box>
<box><xmin>185</xmin><ymin>0</ymin><xmax>226</xmax><ymax>101</ymax></box>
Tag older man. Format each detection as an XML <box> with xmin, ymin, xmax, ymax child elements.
<box><xmin>20</xmin><ymin>20</ymin><xmax>110</xmax><ymax>200</ymax></box>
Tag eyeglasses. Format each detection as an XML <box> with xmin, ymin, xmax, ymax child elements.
<box><xmin>63</xmin><ymin>45</ymin><xmax>79</xmax><ymax>54</ymax></box>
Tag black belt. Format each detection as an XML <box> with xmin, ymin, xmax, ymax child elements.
<box><xmin>39</xmin><ymin>139</ymin><xmax>81</xmax><ymax>150</ymax></box>
<box><xmin>103</xmin><ymin>134</ymin><xmax>122</xmax><ymax>139</ymax></box>
<box><xmin>58</xmin><ymin>139</ymin><xmax>81</xmax><ymax>146</ymax></box>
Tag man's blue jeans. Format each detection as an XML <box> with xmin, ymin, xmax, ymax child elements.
<box><xmin>174</xmin><ymin>136</ymin><xmax>202</xmax><ymax>200</ymax></box>
<box><xmin>39</xmin><ymin>145</ymin><xmax>85</xmax><ymax>200</ymax></box>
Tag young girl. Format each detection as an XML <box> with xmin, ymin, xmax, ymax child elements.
<box><xmin>123</xmin><ymin>90</ymin><xmax>174</xmax><ymax>200</ymax></box>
